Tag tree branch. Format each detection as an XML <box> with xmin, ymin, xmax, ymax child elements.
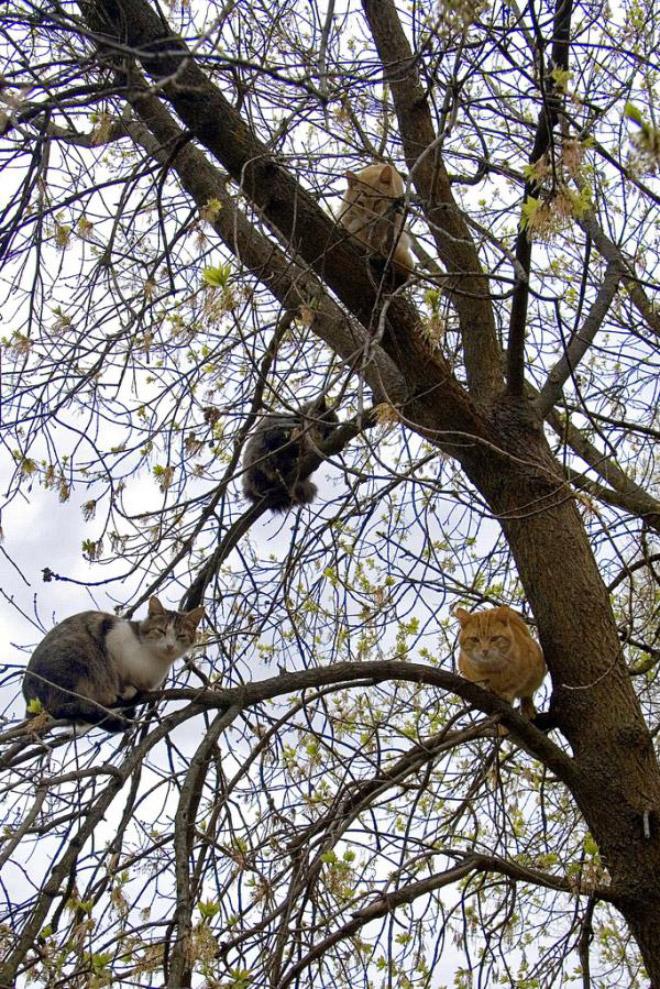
<box><xmin>577</xmin><ymin>213</ymin><xmax>659</xmax><ymax>339</ymax></box>
<box><xmin>122</xmin><ymin>85</ymin><xmax>407</xmax><ymax>408</ymax></box>
<box><xmin>0</xmin><ymin>704</ymin><xmax>206</xmax><ymax>986</ymax></box>
<box><xmin>83</xmin><ymin>0</ymin><xmax>491</xmax><ymax>456</ymax></box>
<box><xmin>507</xmin><ymin>0</ymin><xmax>574</xmax><ymax>396</ymax></box>
<box><xmin>546</xmin><ymin>408</ymin><xmax>660</xmax><ymax>532</ymax></box>
<box><xmin>361</xmin><ymin>0</ymin><xmax>503</xmax><ymax>402</ymax></box>
<box><xmin>276</xmin><ymin>851</ymin><xmax>615</xmax><ymax>988</ymax></box>
<box><xmin>152</xmin><ymin>659</ymin><xmax>576</xmax><ymax>785</ymax></box>
<box><xmin>536</xmin><ymin>262</ymin><xmax>621</xmax><ymax>415</ymax></box>
<box><xmin>166</xmin><ymin>708</ymin><xmax>238</xmax><ymax>988</ymax></box>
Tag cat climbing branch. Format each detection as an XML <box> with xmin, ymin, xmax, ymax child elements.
<box><xmin>123</xmin><ymin>76</ymin><xmax>407</xmax><ymax>407</ymax></box>
<box><xmin>124</xmin><ymin>311</ymin><xmax>298</xmax><ymax>617</ymax></box>
<box><xmin>181</xmin><ymin>416</ymin><xmax>375</xmax><ymax>612</ymax></box>
<box><xmin>84</xmin><ymin>0</ymin><xmax>487</xmax><ymax>452</ymax></box>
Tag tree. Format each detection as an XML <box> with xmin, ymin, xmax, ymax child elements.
<box><xmin>0</xmin><ymin>0</ymin><xmax>658</xmax><ymax>986</ymax></box>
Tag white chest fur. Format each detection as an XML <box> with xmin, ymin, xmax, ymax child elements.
<box><xmin>105</xmin><ymin>621</ymin><xmax>185</xmax><ymax>694</ymax></box>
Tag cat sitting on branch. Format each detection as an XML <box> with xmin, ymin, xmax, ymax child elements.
<box><xmin>23</xmin><ymin>597</ymin><xmax>204</xmax><ymax>733</ymax></box>
<box><xmin>455</xmin><ymin>605</ymin><xmax>546</xmax><ymax>720</ymax></box>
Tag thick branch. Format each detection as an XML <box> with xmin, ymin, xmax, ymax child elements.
<box><xmin>577</xmin><ymin>213</ymin><xmax>660</xmax><ymax>339</ymax></box>
<box><xmin>123</xmin><ymin>88</ymin><xmax>406</xmax><ymax>406</ymax></box>
<box><xmin>507</xmin><ymin>0</ymin><xmax>574</xmax><ymax>396</ymax></box>
<box><xmin>153</xmin><ymin>659</ymin><xmax>576</xmax><ymax>784</ymax></box>
<box><xmin>361</xmin><ymin>0</ymin><xmax>502</xmax><ymax>402</ymax></box>
<box><xmin>564</xmin><ymin>470</ymin><xmax>660</xmax><ymax>532</ymax></box>
<box><xmin>536</xmin><ymin>262</ymin><xmax>621</xmax><ymax>415</ymax></box>
<box><xmin>83</xmin><ymin>0</ymin><xmax>491</xmax><ymax>454</ymax></box>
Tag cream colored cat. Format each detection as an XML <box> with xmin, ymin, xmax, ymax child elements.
<box><xmin>339</xmin><ymin>163</ymin><xmax>413</xmax><ymax>270</ymax></box>
<box><xmin>455</xmin><ymin>605</ymin><xmax>546</xmax><ymax>718</ymax></box>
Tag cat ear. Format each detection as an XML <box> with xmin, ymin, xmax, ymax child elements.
<box><xmin>186</xmin><ymin>606</ymin><xmax>205</xmax><ymax>628</ymax></box>
<box><xmin>148</xmin><ymin>597</ymin><xmax>166</xmax><ymax>617</ymax></box>
<box><xmin>495</xmin><ymin>605</ymin><xmax>518</xmax><ymax>621</ymax></box>
<box><xmin>379</xmin><ymin>164</ymin><xmax>393</xmax><ymax>185</ymax></box>
<box><xmin>499</xmin><ymin>606</ymin><xmax>528</xmax><ymax>630</ymax></box>
<box><xmin>345</xmin><ymin>170</ymin><xmax>358</xmax><ymax>186</ymax></box>
<box><xmin>453</xmin><ymin>607</ymin><xmax>471</xmax><ymax>626</ymax></box>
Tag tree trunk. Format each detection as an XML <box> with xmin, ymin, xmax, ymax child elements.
<box><xmin>459</xmin><ymin>395</ymin><xmax>660</xmax><ymax>983</ymax></box>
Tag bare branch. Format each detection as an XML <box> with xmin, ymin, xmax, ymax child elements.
<box><xmin>507</xmin><ymin>0</ymin><xmax>574</xmax><ymax>396</ymax></box>
<box><xmin>536</xmin><ymin>262</ymin><xmax>621</xmax><ymax>415</ymax></box>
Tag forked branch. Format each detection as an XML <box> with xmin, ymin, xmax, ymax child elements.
<box><xmin>536</xmin><ymin>262</ymin><xmax>621</xmax><ymax>415</ymax></box>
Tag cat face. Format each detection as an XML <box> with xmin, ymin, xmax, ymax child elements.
<box><xmin>344</xmin><ymin>164</ymin><xmax>404</xmax><ymax>215</ymax></box>
<box><xmin>139</xmin><ymin>598</ymin><xmax>205</xmax><ymax>660</ymax></box>
<box><xmin>455</xmin><ymin>607</ymin><xmax>515</xmax><ymax>665</ymax></box>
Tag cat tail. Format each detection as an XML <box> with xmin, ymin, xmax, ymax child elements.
<box><xmin>63</xmin><ymin>699</ymin><xmax>136</xmax><ymax>733</ymax></box>
<box><xmin>292</xmin><ymin>479</ymin><xmax>318</xmax><ymax>506</ymax></box>
<box><xmin>27</xmin><ymin>695</ymin><xmax>135</xmax><ymax>733</ymax></box>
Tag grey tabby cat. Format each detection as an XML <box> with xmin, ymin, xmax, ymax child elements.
<box><xmin>242</xmin><ymin>396</ymin><xmax>339</xmax><ymax>512</ymax></box>
<box><xmin>23</xmin><ymin>597</ymin><xmax>205</xmax><ymax>732</ymax></box>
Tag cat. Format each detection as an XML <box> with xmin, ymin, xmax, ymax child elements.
<box><xmin>338</xmin><ymin>162</ymin><xmax>413</xmax><ymax>270</ymax></box>
<box><xmin>23</xmin><ymin>597</ymin><xmax>205</xmax><ymax>732</ymax></box>
<box><xmin>455</xmin><ymin>605</ymin><xmax>546</xmax><ymax>718</ymax></box>
<box><xmin>242</xmin><ymin>395</ymin><xmax>339</xmax><ymax>512</ymax></box>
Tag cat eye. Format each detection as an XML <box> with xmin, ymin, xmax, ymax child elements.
<box><xmin>464</xmin><ymin>636</ymin><xmax>480</xmax><ymax>645</ymax></box>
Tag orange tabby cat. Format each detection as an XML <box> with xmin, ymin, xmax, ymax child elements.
<box><xmin>455</xmin><ymin>605</ymin><xmax>546</xmax><ymax>718</ymax></box>
<box><xmin>339</xmin><ymin>163</ymin><xmax>413</xmax><ymax>270</ymax></box>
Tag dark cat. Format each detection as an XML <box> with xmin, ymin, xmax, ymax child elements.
<box><xmin>23</xmin><ymin>597</ymin><xmax>205</xmax><ymax>732</ymax></box>
<box><xmin>242</xmin><ymin>396</ymin><xmax>339</xmax><ymax>512</ymax></box>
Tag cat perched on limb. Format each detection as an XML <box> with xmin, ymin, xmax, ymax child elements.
<box><xmin>338</xmin><ymin>162</ymin><xmax>413</xmax><ymax>272</ymax></box>
<box><xmin>23</xmin><ymin>597</ymin><xmax>204</xmax><ymax>732</ymax></box>
<box><xmin>242</xmin><ymin>395</ymin><xmax>339</xmax><ymax>513</ymax></box>
<box><xmin>454</xmin><ymin>605</ymin><xmax>546</xmax><ymax>719</ymax></box>
<box><xmin>182</xmin><ymin>412</ymin><xmax>369</xmax><ymax>613</ymax></box>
